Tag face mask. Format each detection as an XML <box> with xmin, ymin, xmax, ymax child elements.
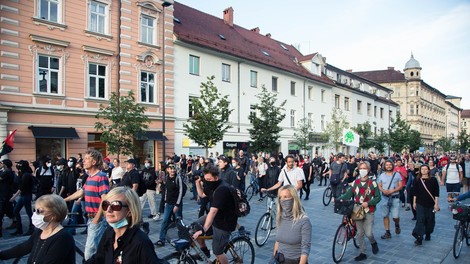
<box><xmin>144</xmin><ymin>163</ymin><xmax>150</xmax><ymax>169</ymax></box>
<box><xmin>46</xmin><ymin>163</ymin><xmax>52</xmax><ymax>168</ymax></box>
<box><xmin>270</xmin><ymin>162</ymin><xmax>276</xmax><ymax>166</ymax></box>
<box><xmin>58</xmin><ymin>165</ymin><xmax>64</xmax><ymax>171</ymax></box>
<box><xmin>204</xmin><ymin>180</ymin><xmax>220</xmax><ymax>192</ymax></box>
<box><xmin>280</xmin><ymin>198</ymin><xmax>294</xmax><ymax>217</ymax></box>
<box><xmin>67</xmin><ymin>161</ymin><xmax>73</xmax><ymax>168</ymax></box>
<box><xmin>359</xmin><ymin>169</ymin><xmax>368</xmax><ymax>177</ymax></box>
<box><xmin>31</xmin><ymin>212</ymin><xmax>50</xmax><ymax>230</ymax></box>
<box><xmin>108</xmin><ymin>217</ymin><xmax>128</xmax><ymax>229</ymax></box>
<box><xmin>232</xmin><ymin>163</ymin><xmax>237</xmax><ymax>167</ymax></box>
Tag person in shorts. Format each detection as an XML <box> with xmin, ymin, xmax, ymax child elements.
<box><xmin>193</xmin><ymin>164</ymin><xmax>238</xmax><ymax>264</ymax></box>
<box><xmin>440</xmin><ymin>155</ymin><xmax>463</xmax><ymax>202</ymax></box>
<box><xmin>377</xmin><ymin>160</ymin><xmax>402</xmax><ymax>239</ymax></box>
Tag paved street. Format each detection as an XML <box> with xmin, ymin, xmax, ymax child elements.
<box><xmin>1</xmin><ymin>182</ymin><xmax>469</xmax><ymax>263</ymax></box>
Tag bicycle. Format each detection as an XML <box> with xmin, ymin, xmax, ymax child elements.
<box><xmin>163</xmin><ymin>218</ymin><xmax>255</xmax><ymax>264</ymax></box>
<box><xmin>254</xmin><ymin>193</ymin><xmax>277</xmax><ymax>247</ymax></box>
<box><xmin>323</xmin><ymin>183</ymin><xmax>333</xmax><ymax>206</ymax></box>
<box><xmin>451</xmin><ymin>202</ymin><xmax>470</xmax><ymax>258</ymax></box>
<box><xmin>245</xmin><ymin>175</ymin><xmax>265</xmax><ymax>202</ymax></box>
<box><xmin>332</xmin><ymin>200</ymin><xmax>359</xmax><ymax>263</ymax></box>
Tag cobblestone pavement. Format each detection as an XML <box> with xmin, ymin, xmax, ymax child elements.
<box><xmin>1</xmin><ymin>182</ymin><xmax>469</xmax><ymax>263</ymax></box>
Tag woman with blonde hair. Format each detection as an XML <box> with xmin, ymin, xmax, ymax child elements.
<box><xmin>86</xmin><ymin>187</ymin><xmax>162</xmax><ymax>263</ymax></box>
<box><xmin>0</xmin><ymin>194</ymin><xmax>75</xmax><ymax>263</ymax></box>
<box><xmin>269</xmin><ymin>185</ymin><xmax>312</xmax><ymax>264</ymax></box>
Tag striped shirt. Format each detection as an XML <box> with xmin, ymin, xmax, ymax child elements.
<box><xmin>84</xmin><ymin>171</ymin><xmax>109</xmax><ymax>214</ymax></box>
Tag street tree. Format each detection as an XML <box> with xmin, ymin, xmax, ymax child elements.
<box><xmin>387</xmin><ymin>112</ymin><xmax>410</xmax><ymax>153</ymax></box>
<box><xmin>183</xmin><ymin>76</ymin><xmax>233</xmax><ymax>157</ymax></box>
<box><xmin>294</xmin><ymin>118</ymin><xmax>313</xmax><ymax>154</ymax></box>
<box><xmin>95</xmin><ymin>90</ymin><xmax>150</xmax><ymax>159</ymax></box>
<box><xmin>436</xmin><ymin>136</ymin><xmax>453</xmax><ymax>152</ymax></box>
<box><xmin>352</xmin><ymin>121</ymin><xmax>374</xmax><ymax>152</ymax></box>
<box><xmin>248</xmin><ymin>85</ymin><xmax>286</xmax><ymax>153</ymax></box>
<box><xmin>323</xmin><ymin>108</ymin><xmax>348</xmax><ymax>152</ymax></box>
<box><xmin>408</xmin><ymin>129</ymin><xmax>423</xmax><ymax>152</ymax></box>
<box><xmin>457</xmin><ymin>130</ymin><xmax>470</xmax><ymax>153</ymax></box>
<box><xmin>372</xmin><ymin>133</ymin><xmax>388</xmax><ymax>154</ymax></box>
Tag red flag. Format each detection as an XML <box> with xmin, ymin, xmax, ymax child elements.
<box><xmin>0</xmin><ymin>129</ymin><xmax>16</xmax><ymax>157</ymax></box>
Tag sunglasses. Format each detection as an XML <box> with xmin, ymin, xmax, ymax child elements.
<box><xmin>102</xmin><ymin>200</ymin><xmax>128</xmax><ymax>212</ymax></box>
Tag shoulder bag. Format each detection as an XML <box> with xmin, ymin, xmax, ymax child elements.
<box><xmin>420</xmin><ymin>178</ymin><xmax>439</xmax><ymax>212</ymax></box>
<box><xmin>385</xmin><ymin>172</ymin><xmax>396</xmax><ymax>208</ymax></box>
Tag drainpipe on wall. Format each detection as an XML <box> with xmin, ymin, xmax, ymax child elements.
<box><xmin>237</xmin><ymin>61</ymin><xmax>241</xmax><ymax>133</ymax></box>
<box><xmin>116</xmin><ymin>0</ymin><xmax>121</xmax><ymax>113</ymax></box>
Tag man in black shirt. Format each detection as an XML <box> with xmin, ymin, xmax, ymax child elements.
<box><xmin>0</xmin><ymin>159</ymin><xmax>15</xmax><ymax>237</ymax></box>
<box><xmin>118</xmin><ymin>159</ymin><xmax>140</xmax><ymax>193</ymax></box>
<box><xmin>193</xmin><ymin>164</ymin><xmax>238</xmax><ymax>264</ymax></box>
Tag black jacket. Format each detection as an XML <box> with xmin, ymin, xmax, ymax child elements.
<box><xmin>220</xmin><ymin>166</ymin><xmax>238</xmax><ymax>187</ymax></box>
<box><xmin>0</xmin><ymin>168</ymin><xmax>14</xmax><ymax>199</ymax></box>
<box><xmin>141</xmin><ymin>167</ymin><xmax>157</xmax><ymax>190</ymax></box>
<box><xmin>87</xmin><ymin>226</ymin><xmax>161</xmax><ymax>264</ymax></box>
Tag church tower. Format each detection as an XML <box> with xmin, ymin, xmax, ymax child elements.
<box><xmin>404</xmin><ymin>53</ymin><xmax>422</xmax><ymax>81</ymax></box>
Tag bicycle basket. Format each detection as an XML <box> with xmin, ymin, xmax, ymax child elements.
<box><xmin>451</xmin><ymin>203</ymin><xmax>470</xmax><ymax>221</ymax></box>
<box><xmin>170</xmin><ymin>238</ymin><xmax>191</xmax><ymax>251</ymax></box>
<box><xmin>334</xmin><ymin>200</ymin><xmax>354</xmax><ymax>215</ymax></box>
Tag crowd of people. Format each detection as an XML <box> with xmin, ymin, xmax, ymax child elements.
<box><xmin>0</xmin><ymin>149</ymin><xmax>470</xmax><ymax>263</ymax></box>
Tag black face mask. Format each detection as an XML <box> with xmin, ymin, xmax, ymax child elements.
<box><xmin>203</xmin><ymin>179</ymin><xmax>220</xmax><ymax>196</ymax></box>
<box><xmin>270</xmin><ymin>162</ymin><xmax>276</xmax><ymax>166</ymax></box>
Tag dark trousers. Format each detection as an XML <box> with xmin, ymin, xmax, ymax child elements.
<box><xmin>14</xmin><ymin>193</ymin><xmax>33</xmax><ymax>232</ymax></box>
<box><xmin>399</xmin><ymin>189</ymin><xmax>406</xmax><ymax>205</ymax></box>
<box><xmin>413</xmin><ymin>204</ymin><xmax>435</xmax><ymax>237</ymax></box>
<box><xmin>302</xmin><ymin>179</ymin><xmax>311</xmax><ymax>198</ymax></box>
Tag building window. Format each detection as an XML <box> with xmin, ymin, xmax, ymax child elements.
<box><xmin>140</xmin><ymin>71</ymin><xmax>155</xmax><ymax>103</ymax></box>
<box><xmin>416</xmin><ymin>105</ymin><xmax>419</xmax><ymax>115</ymax></box>
<box><xmin>290</xmin><ymin>81</ymin><xmax>296</xmax><ymax>96</ymax></box>
<box><xmin>334</xmin><ymin>94</ymin><xmax>340</xmax><ymax>108</ymax></box>
<box><xmin>409</xmin><ymin>104</ymin><xmax>415</xmax><ymax>115</ymax></box>
<box><xmin>189</xmin><ymin>55</ymin><xmax>200</xmax><ymax>75</ymax></box>
<box><xmin>37</xmin><ymin>55</ymin><xmax>60</xmax><ymax>94</ymax></box>
<box><xmin>249</xmin><ymin>105</ymin><xmax>256</xmax><ymax>123</ymax></box>
<box><xmin>321</xmin><ymin>115</ymin><xmax>325</xmax><ymax>130</ymax></box>
<box><xmin>290</xmin><ymin>109</ymin><xmax>296</xmax><ymax>127</ymax></box>
<box><xmin>88</xmin><ymin>1</ymin><xmax>108</xmax><ymax>34</ymax></box>
<box><xmin>88</xmin><ymin>63</ymin><xmax>106</xmax><ymax>98</ymax></box>
<box><xmin>357</xmin><ymin>100</ymin><xmax>362</xmax><ymax>114</ymax></box>
<box><xmin>380</xmin><ymin>107</ymin><xmax>384</xmax><ymax>119</ymax></box>
<box><xmin>367</xmin><ymin>103</ymin><xmax>371</xmax><ymax>116</ymax></box>
<box><xmin>321</xmin><ymin>89</ymin><xmax>325</xmax><ymax>102</ymax></box>
<box><xmin>140</xmin><ymin>15</ymin><xmax>155</xmax><ymax>45</ymax></box>
<box><xmin>308</xmin><ymin>86</ymin><xmax>313</xmax><ymax>100</ymax></box>
<box><xmin>250</xmin><ymin>70</ymin><xmax>257</xmax><ymax>87</ymax></box>
<box><xmin>189</xmin><ymin>97</ymin><xmax>197</xmax><ymax>118</ymax></box>
<box><xmin>308</xmin><ymin>113</ymin><xmax>313</xmax><ymax>127</ymax></box>
<box><xmin>374</xmin><ymin>106</ymin><xmax>377</xmax><ymax>117</ymax></box>
<box><xmin>36</xmin><ymin>138</ymin><xmax>65</xmax><ymax>162</ymax></box>
<box><xmin>38</xmin><ymin>0</ymin><xmax>60</xmax><ymax>22</ymax></box>
<box><xmin>344</xmin><ymin>97</ymin><xmax>350</xmax><ymax>111</ymax></box>
<box><xmin>272</xmin><ymin>76</ymin><xmax>278</xmax><ymax>92</ymax></box>
<box><xmin>222</xmin><ymin>63</ymin><xmax>231</xmax><ymax>82</ymax></box>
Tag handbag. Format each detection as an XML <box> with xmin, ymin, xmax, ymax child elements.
<box><xmin>384</xmin><ymin>172</ymin><xmax>396</xmax><ymax>208</ymax></box>
<box><xmin>351</xmin><ymin>204</ymin><xmax>365</xmax><ymax>220</ymax></box>
<box><xmin>275</xmin><ymin>251</ymin><xmax>285</xmax><ymax>264</ymax></box>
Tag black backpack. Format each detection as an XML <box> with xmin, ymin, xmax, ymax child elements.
<box><xmin>137</xmin><ymin>173</ymin><xmax>147</xmax><ymax>196</ymax></box>
<box><xmin>229</xmin><ymin>185</ymin><xmax>250</xmax><ymax>217</ymax></box>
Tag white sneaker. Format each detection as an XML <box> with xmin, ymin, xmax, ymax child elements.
<box><xmin>153</xmin><ymin>214</ymin><xmax>161</xmax><ymax>221</ymax></box>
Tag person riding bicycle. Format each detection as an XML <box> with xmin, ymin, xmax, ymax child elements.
<box><xmin>329</xmin><ymin>153</ymin><xmax>349</xmax><ymax>202</ymax></box>
<box><xmin>193</xmin><ymin>164</ymin><xmax>238</xmax><ymax>264</ymax></box>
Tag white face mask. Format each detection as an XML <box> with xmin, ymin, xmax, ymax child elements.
<box><xmin>31</xmin><ymin>212</ymin><xmax>50</xmax><ymax>230</ymax></box>
<box><xmin>144</xmin><ymin>163</ymin><xmax>150</xmax><ymax>169</ymax></box>
<box><xmin>46</xmin><ymin>163</ymin><xmax>52</xmax><ymax>168</ymax></box>
<box><xmin>67</xmin><ymin>161</ymin><xmax>73</xmax><ymax>168</ymax></box>
<box><xmin>359</xmin><ymin>169</ymin><xmax>369</xmax><ymax>177</ymax></box>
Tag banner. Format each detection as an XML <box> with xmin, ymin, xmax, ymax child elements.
<box><xmin>342</xmin><ymin>129</ymin><xmax>360</xmax><ymax>147</ymax></box>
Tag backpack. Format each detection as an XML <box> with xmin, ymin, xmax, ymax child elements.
<box><xmin>330</xmin><ymin>163</ymin><xmax>345</xmax><ymax>185</ymax></box>
<box><xmin>137</xmin><ymin>172</ymin><xmax>147</xmax><ymax>196</ymax></box>
<box><xmin>229</xmin><ymin>185</ymin><xmax>250</xmax><ymax>217</ymax></box>
<box><xmin>446</xmin><ymin>163</ymin><xmax>460</xmax><ymax>173</ymax></box>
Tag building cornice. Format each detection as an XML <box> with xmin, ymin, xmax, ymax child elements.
<box><xmin>82</xmin><ymin>45</ymin><xmax>115</xmax><ymax>56</ymax></box>
<box><xmin>30</xmin><ymin>34</ymin><xmax>70</xmax><ymax>47</ymax></box>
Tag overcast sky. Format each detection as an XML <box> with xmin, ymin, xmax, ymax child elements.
<box><xmin>176</xmin><ymin>0</ymin><xmax>470</xmax><ymax>109</ymax></box>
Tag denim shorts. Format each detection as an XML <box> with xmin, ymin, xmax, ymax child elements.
<box><xmin>446</xmin><ymin>183</ymin><xmax>461</xmax><ymax>193</ymax></box>
<box><xmin>381</xmin><ymin>197</ymin><xmax>400</xmax><ymax>218</ymax></box>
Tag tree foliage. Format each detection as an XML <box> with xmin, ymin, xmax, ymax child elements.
<box><xmin>183</xmin><ymin>76</ymin><xmax>233</xmax><ymax>156</ymax></box>
<box><xmin>293</xmin><ymin>118</ymin><xmax>313</xmax><ymax>153</ymax></box>
<box><xmin>323</xmin><ymin>108</ymin><xmax>348</xmax><ymax>152</ymax></box>
<box><xmin>352</xmin><ymin>121</ymin><xmax>374</xmax><ymax>151</ymax></box>
<box><xmin>435</xmin><ymin>136</ymin><xmax>453</xmax><ymax>152</ymax></box>
<box><xmin>248</xmin><ymin>85</ymin><xmax>286</xmax><ymax>153</ymax></box>
<box><xmin>95</xmin><ymin>90</ymin><xmax>150</xmax><ymax>158</ymax></box>
<box><xmin>387</xmin><ymin>112</ymin><xmax>411</xmax><ymax>153</ymax></box>
<box><xmin>408</xmin><ymin>130</ymin><xmax>423</xmax><ymax>152</ymax></box>
<box><xmin>372</xmin><ymin>133</ymin><xmax>388</xmax><ymax>154</ymax></box>
<box><xmin>457</xmin><ymin>130</ymin><xmax>470</xmax><ymax>153</ymax></box>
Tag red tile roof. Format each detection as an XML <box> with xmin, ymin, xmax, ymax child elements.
<box><xmin>173</xmin><ymin>2</ymin><xmax>334</xmax><ymax>86</ymax></box>
<box><xmin>354</xmin><ymin>68</ymin><xmax>406</xmax><ymax>83</ymax></box>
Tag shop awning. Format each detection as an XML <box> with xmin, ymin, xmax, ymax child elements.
<box><xmin>29</xmin><ymin>126</ymin><xmax>79</xmax><ymax>139</ymax></box>
<box><xmin>136</xmin><ymin>131</ymin><xmax>167</xmax><ymax>141</ymax></box>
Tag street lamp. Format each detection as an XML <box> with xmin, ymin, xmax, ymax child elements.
<box><xmin>161</xmin><ymin>0</ymin><xmax>173</xmax><ymax>162</ymax></box>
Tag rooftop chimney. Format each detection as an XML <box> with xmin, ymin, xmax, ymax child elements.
<box><xmin>346</xmin><ymin>69</ymin><xmax>353</xmax><ymax>73</ymax></box>
<box><xmin>265</xmin><ymin>33</ymin><xmax>271</xmax><ymax>38</ymax></box>
<box><xmin>251</xmin><ymin>27</ymin><xmax>260</xmax><ymax>33</ymax></box>
<box><xmin>223</xmin><ymin>7</ymin><xmax>234</xmax><ymax>27</ymax></box>
<box><xmin>387</xmin><ymin>66</ymin><xmax>394</xmax><ymax>70</ymax></box>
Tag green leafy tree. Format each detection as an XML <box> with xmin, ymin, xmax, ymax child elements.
<box><xmin>323</xmin><ymin>108</ymin><xmax>348</xmax><ymax>152</ymax></box>
<box><xmin>436</xmin><ymin>136</ymin><xmax>453</xmax><ymax>152</ymax></box>
<box><xmin>294</xmin><ymin>118</ymin><xmax>313</xmax><ymax>153</ymax></box>
<box><xmin>457</xmin><ymin>130</ymin><xmax>470</xmax><ymax>153</ymax></box>
<box><xmin>408</xmin><ymin>130</ymin><xmax>422</xmax><ymax>152</ymax></box>
<box><xmin>95</xmin><ymin>90</ymin><xmax>150</xmax><ymax>158</ymax></box>
<box><xmin>387</xmin><ymin>112</ymin><xmax>410</xmax><ymax>153</ymax></box>
<box><xmin>183</xmin><ymin>76</ymin><xmax>233</xmax><ymax>156</ymax></box>
<box><xmin>248</xmin><ymin>85</ymin><xmax>286</xmax><ymax>153</ymax></box>
<box><xmin>372</xmin><ymin>133</ymin><xmax>388</xmax><ymax>154</ymax></box>
<box><xmin>352</xmin><ymin>121</ymin><xmax>374</xmax><ymax>151</ymax></box>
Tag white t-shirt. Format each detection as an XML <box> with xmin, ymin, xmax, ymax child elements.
<box><xmin>278</xmin><ymin>167</ymin><xmax>305</xmax><ymax>190</ymax></box>
<box><xmin>111</xmin><ymin>166</ymin><xmax>124</xmax><ymax>180</ymax></box>
<box><xmin>443</xmin><ymin>163</ymin><xmax>462</xmax><ymax>184</ymax></box>
<box><xmin>257</xmin><ymin>162</ymin><xmax>267</xmax><ymax>176</ymax></box>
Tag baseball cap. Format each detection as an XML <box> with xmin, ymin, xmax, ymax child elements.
<box><xmin>126</xmin><ymin>158</ymin><xmax>137</xmax><ymax>165</ymax></box>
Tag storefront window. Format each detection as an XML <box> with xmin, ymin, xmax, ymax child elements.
<box><xmin>36</xmin><ymin>138</ymin><xmax>65</xmax><ymax>162</ymax></box>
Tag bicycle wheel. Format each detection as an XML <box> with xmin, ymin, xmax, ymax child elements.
<box><xmin>332</xmin><ymin>224</ymin><xmax>348</xmax><ymax>263</ymax></box>
<box><xmin>225</xmin><ymin>236</ymin><xmax>255</xmax><ymax>264</ymax></box>
<box><xmin>245</xmin><ymin>185</ymin><xmax>254</xmax><ymax>201</ymax></box>
<box><xmin>466</xmin><ymin>221</ymin><xmax>470</xmax><ymax>246</ymax></box>
<box><xmin>164</xmin><ymin>252</ymin><xmax>197</xmax><ymax>264</ymax></box>
<box><xmin>323</xmin><ymin>186</ymin><xmax>332</xmax><ymax>206</ymax></box>
<box><xmin>255</xmin><ymin>213</ymin><xmax>273</xmax><ymax>246</ymax></box>
<box><xmin>453</xmin><ymin>222</ymin><xmax>465</xmax><ymax>258</ymax></box>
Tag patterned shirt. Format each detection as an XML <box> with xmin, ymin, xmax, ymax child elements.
<box><xmin>339</xmin><ymin>178</ymin><xmax>381</xmax><ymax>213</ymax></box>
<box><xmin>83</xmin><ymin>171</ymin><xmax>109</xmax><ymax>213</ymax></box>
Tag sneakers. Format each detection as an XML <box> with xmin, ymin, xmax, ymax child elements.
<box><xmin>154</xmin><ymin>240</ymin><xmax>165</xmax><ymax>247</ymax></box>
<box><xmin>414</xmin><ymin>239</ymin><xmax>422</xmax><ymax>246</ymax></box>
<box><xmin>381</xmin><ymin>232</ymin><xmax>391</xmax><ymax>239</ymax></box>
<box><xmin>371</xmin><ymin>242</ymin><xmax>379</xmax><ymax>254</ymax></box>
<box><xmin>405</xmin><ymin>206</ymin><xmax>410</xmax><ymax>211</ymax></box>
<box><xmin>153</xmin><ymin>213</ymin><xmax>161</xmax><ymax>221</ymax></box>
<box><xmin>395</xmin><ymin>225</ymin><xmax>401</xmax><ymax>234</ymax></box>
<box><xmin>354</xmin><ymin>253</ymin><xmax>367</xmax><ymax>261</ymax></box>
<box><xmin>148</xmin><ymin>214</ymin><xmax>155</xmax><ymax>219</ymax></box>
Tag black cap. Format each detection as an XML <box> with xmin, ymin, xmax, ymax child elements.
<box><xmin>126</xmin><ymin>158</ymin><xmax>137</xmax><ymax>165</ymax></box>
<box><xmin>56</xmin><ymin>158</ymin><xmax>67</xmax><ymax>166</ymax></box>
<box><xmin>1</xmin><ymin>159</ymin><xmax>13</xmax><ymax>168</ymax></box>
<box><xmin>15</xmin><ymin>160</ymin><xmax>30</xmax><ymax>167</ymax></box>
